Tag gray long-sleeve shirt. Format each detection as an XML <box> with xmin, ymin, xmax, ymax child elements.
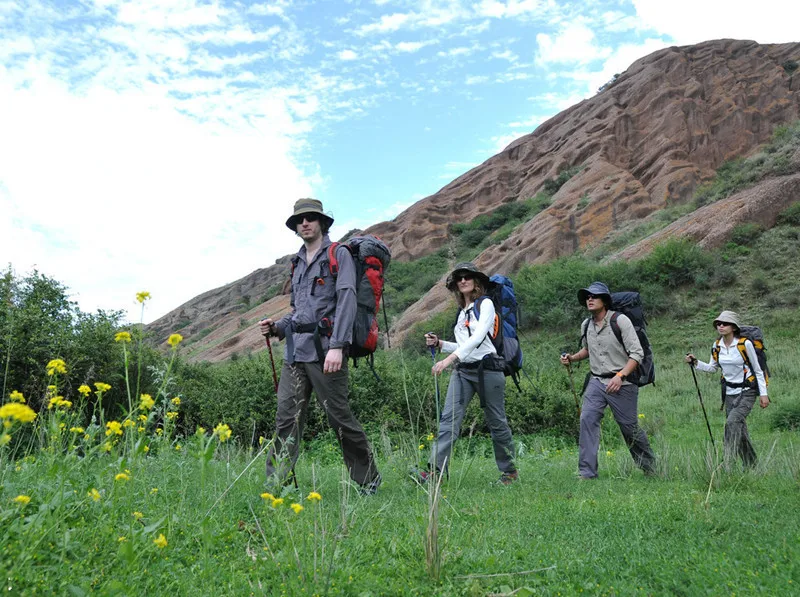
<box><xmin>581</xmin><ymin>310</ymin><xmax>644</xmax><ymax>386</ymax></box>
<box><xmin>274</xmin><ymin>234</ymin><xmax>357</xmax><ymax>363</ymax></box>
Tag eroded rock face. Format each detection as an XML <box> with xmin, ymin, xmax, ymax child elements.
<box><xmin>147</xmin><ymin>39</ymin><xmax>800</xmax><ymax>357</ymax></box>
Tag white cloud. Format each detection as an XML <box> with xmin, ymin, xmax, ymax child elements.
<box><xmin>632</xmin><ymin>0</ymin><xmax>800</xmax><ymax>45</ymax></box>
<box><xmin>115</xmin><ymin>0</ymin><xmax>226</xmax><ymax>30</ymax></box>
<box><xmin>476</xmin><ymin>0</ymin><xmax>541</xmax><ymax>19</ymax></box>
<box><xmin>536</xmin><ymin>23</ymin><xmax>612</xmax><ymax>66</ymax></box>
<box><xmin>492</xmin><ymin>49</ymin><xmax>518</xmax><ymax>62</ymax></box>
<box><xmin>338</xmin><ymin>49</ymin><xmax>359</xmax><ymax>61</ymax></box>
<box><xmin>356</xmin><ymin>12</ymin><xmax>411</xmax><ymax>35</ymax></box>
<box><xmin>490</xmin><ymin>131</ymin><xmax>525</xmax><ymax>153</ymax></box>
<box><xmin>466</xmin><ymin>74</ymin><xmax>488</xmax><ymax>85</ymax></box>
<box><xmin>395</xmin><ymin>39</ymin><xmax>436</xmax><ymax>53</ymax></box>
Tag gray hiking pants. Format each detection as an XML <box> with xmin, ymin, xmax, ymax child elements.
<box><xmin>723</xmin><ymin>387</ymin><xmax>757</xmax><ymax>468</ymax></box>
<box><xmin>429</xmin><ymin>368</ymin><xmax>516</xmax><ymax>475</ymax></box>
<box><xmin>265</xmin><ymin>361</ymin><xmax>379</xmax><ymax>486</ymax></box>
<box><xmin>579</xmin><ymin>377</ymin><xmax>655</xmax><ymax>478</ymax></box>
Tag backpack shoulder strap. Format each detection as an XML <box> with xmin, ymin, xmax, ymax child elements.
<box><xmin>711</xmin><ymin>339</ymin><xmax>721</xmax><ymax>363</ymax></box>
<box><xmin>736</xmin><ymin>337</ymin><xmax>752</xmax><ymax>369</ymax></box>
<box><xmin>609</xmin><ymin>311</ymin><xmax>625</xmax><ymax>349</ymax></box>
<box><xmin>326</xmin><ymin>242</ymin><xmax>340</xmax><ymax>277</ymax></box>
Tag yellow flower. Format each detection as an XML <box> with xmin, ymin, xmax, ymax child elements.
<box><xmin>166</xmin><ymin>411</ymin><xmax>178</xmax><ymax>420</ymax></box>
<box><xmin>606</xmin><ymin>450</ymin><xmax>614</xmax><ymax>457</ymax></box>
<box><xmin>114</xmin><ymin>331</ymin><xmax>132</xmax><ymax>343</ymax></box>
<box><xmin>115</xmin><ymin>472</ymin><xmax>130</xmax><ymax>482</ymax></box>
<box><xmin>150</xmin><ymin>488</ymin><xmax>158</xmax><ymax>495</ymax></box>
<box><xmin>170</xmin><ymin>397</ymin><xmax>181</xmax><ymax>406</ymax></box>
<box><xmin>9</xmin><ymin>390</ymin><xmax>25</xmax><ymax>403</ymax></box>
<box><xmin>306</xmin><ymin>492</ymin><xmax>322</xmax><ymax>502</ymax></box>
<box><xmin>260</xmin><ymin>492</ymin><xmax>275</xmax><ymax>501</ymax></box>
<box><xmin>139</xmin><ymin>394</ymin><xmax>155</xmax><ymax>410</ymax></box>
<box><xmin>638</xmin><ymin>413</ymin><xmax>645</xmax><ymax>419</ymax></box>
<box><xmin>167</xmin><ymin>333</ymin><xmax>183</xmax><ymax>348</ymax></box>
<box><xmin>136</xmin><ymin>291</ymin><xmax>151</xmax><ymax>303</ymax></box>
<box><xmin>213</xmin><ymin>423</ymin><xmax>232</xmax><ymax>442</ymax></box>
<box><xmin>138</xmin><ymin>427</ymin><xmax>145</xmax><ymax>433</ymax></box>
<box><xmin>105</xmin><ymin>421</ymin><xmax>123</xmax><ymax>436</ymax></box>
<box><xmin>271</xmin><ymin>498</ymin><xmax>284</xmax><ymax>508</ymax></box>
<box><xmin>47</xmin><ymin>397</ymin><xmax>71</xmax><ymax>410</ymax></box>
<box><xmin>153</xmin><ymin>533</ymin><xmax>168</xmax><ymax>548</ymax></box>
<box><xmin>0</xmin><ymin>403</ymin><xmax>37</xmax><ymax>423</ymax></box>
<box><xmin>133</xmin><ymin>511</ymin><xmax>144</xmax><ymax>520</ymax></box>
<box><xmin>418</xmin><ymin>444</ymin><xmax>425</xmax><ymax>450</ymax></box>
<box><xmin>12</xmin><ymin>495</ymin><xmax>31</xmax><ymax>506</ymax></box>
<box><xmin>78</xmin><ymin>385</ymin><xmax>91</xmax><ymax>397</ymax></box>
<box><xmin>426</xmin><ymin>433</ymin><xmax>435</xmax><ymax>441</ymax></box>
<box><xmin>174</xmin><ymin>444</ymin><xmax>181</xmax><ymax>451</ymax></box>
<box><xmin>143</xmin><ymin>445</ymin><xmax>150</xmax><ymax>453</ymax></box>
<box><xmin>290</xmin><ymin>503</ymin><xmax>304</xmax><ymax>514</ymax></box>
<box><xmin>258</xmin><ymin>436</ymin><xmax>265</xmax><ymax>446</ymax></box>
<box><xmin>88</xmin><ymin>488</ymin><xmax>101</xmax><ymax>502</ymax></box>
<box><xmin>94</xmin><ymin>382</ymin><xmax>111</xmax><ymax>393</ymax></box>
<box><xmin>69</xmin><ymin>426</ymin><xmax>85</xmax><ymax>434</ymax></box>
<box><xmin>138</xmin><ymin>414</ymin><xmax>147</xmax><ymax>422</ymax></box>
<box><xmin>156</xmin><ymin>428</ymin><xmax>163</xmax><ymax>436</ymax></box>
<box><xmin>196</xmin><ymin>426</ymin><xmax>206</xmax><ymax>435</ymax></box>
<box><xmin>123</xmin><ymin>419</ymin><xmax>135</xmax><ymax>428</ymax></box>
<box><xmin>0</xmin><ymin>433</ymin><xmax>11</xmax><ymax>446</ymax></box>
<box><xmin>102</xmin><ymin>441</ymin><xmax>113</xmax><ymax>452</ymax></box>
<box><xmin>118</xmin><ymin>536</ymin><xmax>127</xmax><ymax>543</ymax></box>
<box><xmin>46</xmin><ymin>359</ymin><xmax>67</xmax><ymax>376</ymax></box>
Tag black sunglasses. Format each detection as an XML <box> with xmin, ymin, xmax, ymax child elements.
<box><xmin>455</xmin><ymin>273</ymin><xmax>474</xmax><ymax>282</ymax></box>
<box><xmin>299</xmin><ymin>213</ymin><xmax>320</xmax><ymax>223</ymax></box>
<box><xmin>586</xmin><ymin>293</ymin><xmax>601</xmax><ymax>300</ymax></box>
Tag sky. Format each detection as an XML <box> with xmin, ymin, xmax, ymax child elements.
<box><xmin>1</xmin><ymin>0</ymin><xmax>798</xmax><ymax>324</ymax></box>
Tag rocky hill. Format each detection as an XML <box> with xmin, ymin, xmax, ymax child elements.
<box><xmin>147</xmin><ymin>38</ymin><xmax>800</xmax><ymax>361</ymax></box>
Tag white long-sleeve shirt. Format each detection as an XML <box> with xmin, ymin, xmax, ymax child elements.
<box><xmin>694</xmin><ymin>338</ymin><xmax>768</xmax><ymax>396</ymax></box>
<box><xmin>440</xmin><ymin>298</ymin><xmax>497</xmax><ymax>363</ymax></box>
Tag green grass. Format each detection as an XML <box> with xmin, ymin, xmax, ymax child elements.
<box><xmin>3</xmin><ymin>308</ymin><xmax>800</xmax><ymax>595</ymax></box>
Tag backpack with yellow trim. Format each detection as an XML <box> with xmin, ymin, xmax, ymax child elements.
<box><xmin>711</xmin><ymin>325</ymin><xmax>770</xmax><ymax>388</ymax></box>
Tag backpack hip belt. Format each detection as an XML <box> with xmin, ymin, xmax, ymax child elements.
<box><xmin>286</xmin><ymin>318</ymin><xmax>334</xmax><ymax>365</ymax></box>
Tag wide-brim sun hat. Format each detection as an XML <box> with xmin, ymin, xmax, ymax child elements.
<box><xmin>445</xmin><ymin>262</ymin><xmax>491</xmax><ymax>291</ymax></box>
<box><xmin>285</xmin><ymin>198</ymin><xmax>335</xmax><ymax>231</ymax></box>
<box><xmin>577</xmin><ymin>281</ymin><xmax>612</xmax><ymax>306</ymax></box>
<box><xmin>713</xmin><ymin>310</ymin><xmax>741</xmax><ymax>331</ymax></box>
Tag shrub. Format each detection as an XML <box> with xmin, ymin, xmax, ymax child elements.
<box><xmin>777</xmin><ymin>202</ymin><xmax>800</xmax><ymax>226</ymax></box>
<box><xmin>729</xmin><ymin>223</ymin><xmax>763</xmax><ymax>246</ymax></box>
<box><xmin>770</xmin><ymin>401</ymin><xmax>800</xmax><ymax>431</ymax></box>
<box><xmin>634</xmin><ymin>239</ymin><xmax>711</xmax><ymax>288</ymax></box>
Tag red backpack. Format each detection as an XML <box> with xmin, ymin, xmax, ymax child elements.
<box><xmin>327</xmin><ymin>235</ymin><xmax>391</xmax><ymax>374</ymax></box>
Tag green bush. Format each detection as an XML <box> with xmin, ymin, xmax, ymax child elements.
<box><xmin>770</xmin><ymin>401</ymin><xmax>800</xmax><ymax>431</ymax></box>
<box><xmin>729</xmin><ymin>223</ymin><xmax>763</xmax><ymax>246</ymax></box>
<box><xmin>777</xmin><ymin>202</ymin><xmax>800</xmax><ymax>226</ymax></box>
<box><xmin>634</xmin><ymin>239</ymin><xmax>711</xmax><ymax>289</ymax></box>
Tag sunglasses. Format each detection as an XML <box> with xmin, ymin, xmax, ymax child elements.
<box><xmin>454</xmin><ymin>273</ymin><xmax>474</xmax><ymax>282</ymax></box>
<box><xmin>299</xmin><ymin>213</ymin><xmax>320</xmax><ymax>223</ymax></box>
<box><xmin>586</xmin><ymin>293</ymin><xmax>601</xmax><ymax>300</ymax></box>
<box><xmin>715</xmin><ymin>321</ymin><xmax>732</xmax><ymax>327</ymax></box>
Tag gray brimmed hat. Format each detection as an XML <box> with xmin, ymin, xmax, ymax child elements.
<box><xmin>445</xmin><ymin>262</ymin><xmax>491</xmax><ymax>291</ymax></box>
<box><xmin>577</xmin><ymin>281</ymin><xmax>612</xmax><ymax>307</ymax></box>
<box><xmin>713</xmin><ymin>310</ymin><xmax>741</xmax><ymax>331</ymax></box>
<box><xmin>285</xmin><ymin>198</ymin><xmax>334</xmax><ymax>231</ymax></box>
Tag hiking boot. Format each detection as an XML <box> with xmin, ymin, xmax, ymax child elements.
<box><xmin>498</xmin><ymin>471</ymin><xmax>519</xmax><ymax>485</ymax></box>
<box><xmin>358</xmin><ymin>473</ymin><xmax>382</xmax><ymax>496</ymax></box>
<box><xmin>409</xmin><ymin>466</ymin><xmax>432</xmax><ymax>485</ymax></box>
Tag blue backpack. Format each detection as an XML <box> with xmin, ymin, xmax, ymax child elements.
<box><xmin>472</xmin><ymin>274</ymin><xmax>524</xmax><ymax>389</ymax></box>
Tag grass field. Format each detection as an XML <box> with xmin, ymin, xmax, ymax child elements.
<box><xmin>2</xmin><ymin>310</ymin><xmax>799</xmax><ymax>596</ymax></box>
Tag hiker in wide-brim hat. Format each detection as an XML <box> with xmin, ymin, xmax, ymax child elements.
<box><xmin>412</xmin><ymin>261</ymin><xmax>518</xmax><ymax>486</ymax></box>
<box><xmin>685</xmin><ymin>309</ymin><xmax>769</xmax><ymax>468</ymax></box>
<box><xmin>285</xmin><ymin>198</ymin><xmax>335</xmax><ymax>232</ymax></box>
<box><xmin>561</xmin><ymin>280</ymin><xmax>656</xmax><ymax>480</ymax></box>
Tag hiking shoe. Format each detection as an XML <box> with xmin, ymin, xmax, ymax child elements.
<box><xmin>498</xmin><ymin>471</ymin><xmax>519</xmax><ymax>485</ymax></box>
<box><xmin>409</xmin><ymin>466</ymin><xmax>432</xmax><ymax>485</ymax></box>
<box><xmin>359</xmin><ymin>473</ymin><xmax>382</xmax><ymax>496</ymax></box>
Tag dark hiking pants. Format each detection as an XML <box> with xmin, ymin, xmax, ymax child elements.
<box><xmin>723</xmin><ymin>387</ymin><xmax>757</xmax><ymax>468</ymax></box>
<box><xmin>579</xmin><ymin>377</ymin><xmax>655</xmax><ymax>478</ymax></box>
<box><xmin>265</xmin><ymin>361</ymin><xmax>379</xmax><ymax>486</ymax></box>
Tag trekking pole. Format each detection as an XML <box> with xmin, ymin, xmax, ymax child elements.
<box><xmin>261</xmin><ymin>323</ymin><xmax>279</xmax><ymax>394</ymax></box>
<box><xmin>687</xmin><ymin>355</ymin><xmax>715</xmax><ymax>449</ymax></box>
<box><xmin>562</xmin><ymin>354</ymin><xmax>581</xmax><ymax>417</ymax></box>
<box><xmin>426</xmin><ymin>333</ymin><xmax>441</xmax><ymax>419</ymax></box>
